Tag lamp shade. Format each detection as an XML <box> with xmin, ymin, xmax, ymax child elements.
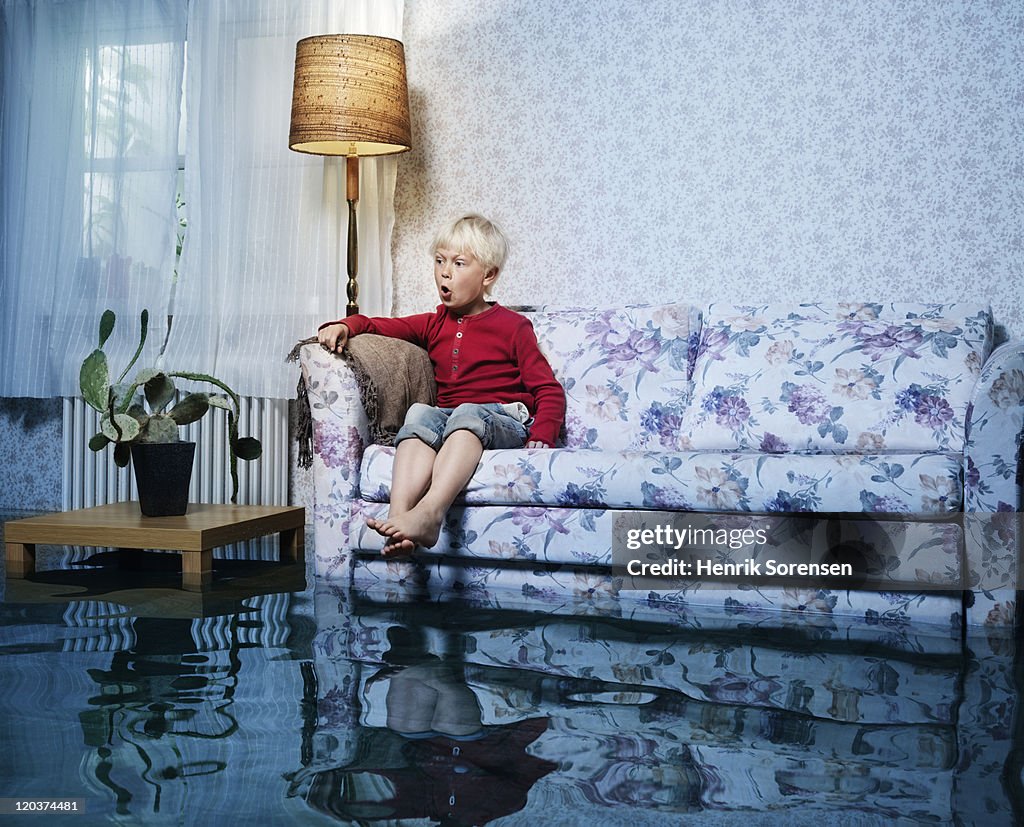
<box><xmin>289</xmin><ymin>34</ymin><xmax>412</xmax><ymax>157</ymax></box>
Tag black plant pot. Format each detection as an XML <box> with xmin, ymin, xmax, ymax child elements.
<box><xmin>131</xmin><ymin>441</ymin><xmax>196</xmax><ymax>517</ymax></box>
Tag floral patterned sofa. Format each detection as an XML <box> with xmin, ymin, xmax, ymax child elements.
<box><xmin>299</xmin><ymin>301</ymin><xmax>1023</xmax><ymax>630</ymax></box>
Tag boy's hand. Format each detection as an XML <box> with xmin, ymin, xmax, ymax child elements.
<box><xmin>318</xmin><ymin>322</ymin><xmax>349</xmax><ymax>353</ymax></box>
<box><xmin>526</xmin><ymin>440</ymin><xmax>549</xmax><ymax>449</ymax></box>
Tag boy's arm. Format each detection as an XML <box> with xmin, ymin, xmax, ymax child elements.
<box><xmin>317</xmin><ymin>311</ymin><xmax>435</xmax><ymax>352</ymax></box>
<box><xmin>514</xmin><ymin>320</ymin><xmax>565</xmax><ymax>447</ymax></box>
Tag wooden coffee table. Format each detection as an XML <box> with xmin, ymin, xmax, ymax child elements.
<box><xmin>4</xmin><ymin>502</ymin><xmax>305</xmax><ymax>591</ymax></box>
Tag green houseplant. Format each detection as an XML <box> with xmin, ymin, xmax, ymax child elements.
<box><xmin>79</xmin><ymin>309</ymin><xmax>262</xmax><ymax>514</ymax></box>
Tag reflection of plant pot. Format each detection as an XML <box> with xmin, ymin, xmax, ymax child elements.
<box><xmin>131</xmin><ymin>442</ymin><xmax>195</xmax><ymax>517</ymax></box>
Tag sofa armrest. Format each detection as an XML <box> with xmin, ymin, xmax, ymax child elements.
<box><xmin>299</xmin><ymin>343</ymin><xmax>370</xmax><ymax>502</ymax></box>
<box><xmin>963</xmin><ymin>339</ymin><xmax>1024</xmax><ymax>627</ymax></box>
<box><xmin>964</xmin><ymin>339</ymin><xmax>1024</xmax><ymax>512</ymax></box>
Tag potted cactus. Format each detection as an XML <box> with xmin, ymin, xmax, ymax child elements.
<box><xmin>79</xmin><ymin>308</ymin><xmax>261</xmax><ymax>515</ymax></box>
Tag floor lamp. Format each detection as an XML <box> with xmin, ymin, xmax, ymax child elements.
<box><xmin>288</xmin><ymin>34</ymin><xmax>412</xmax><ymax>316</ymax></box>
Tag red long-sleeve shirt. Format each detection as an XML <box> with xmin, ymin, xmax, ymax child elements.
<box><xmin>322</xmin><ymin>303</ymin><xmax>566</xmax><ymax>447</ymax></box>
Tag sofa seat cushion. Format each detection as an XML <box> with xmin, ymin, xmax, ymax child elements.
<box><xmin>350</xmin><ymin>501</ymin><xmax>961</xmax><ymax>588</ymax></box>
<box><xmin>360</xmin><ymin>444</ymin><xmax>963</xmax><ymax>514</ymax></box>
<box><xmin>685</xmin><ymin>302</ymin><xmax>993</xmax><ymax>453</ymax></box>
<box><xmin>523</xmin><ymin>303</ymin><xmax>699</xmax><ymax>451</ymax></box>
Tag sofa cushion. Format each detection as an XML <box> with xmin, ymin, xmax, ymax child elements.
<box><xmin>684</xmin><ymin>302</ymin><xmax>993</xmax><ymax>452</ymax></box>
<box><xmin>522</xmin><ymin>303</ymin><xmax>699</xmax><ymax>451</ymax></box>
<box><xmin>360</xmin><ymin>444</ymin><xmax>963</xmax><ymax>514</ymax></box>
<box><xmin>350</xmin><ymin>500</ymin><xmax>962</xmax><ymax>590</ymax></box>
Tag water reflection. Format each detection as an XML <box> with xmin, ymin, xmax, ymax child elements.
<box><xmin>80</xmin><ymin>617</ymin><xmax>238</xmax><ymax>815</ymax></box>
<box><xmin>0</xmin><ymin>583</ymin><xmax>309</xmax><ymax>825</ymax></box>
<box><xmin>1</xmin><ymin>576</ymin><xmax>1022</xmax><ymax>824</ymax></box>
<box><xmin>288</xmin><ymin>625</ymin><xmax>559</xmax><ymax>823</ymax></box>
<box><xmin>301</xmin><ymin>585</ymin><xmax>1023</xmax><ymax>824</ymax></box>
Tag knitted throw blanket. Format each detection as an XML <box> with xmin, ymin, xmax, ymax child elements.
<box><xmin>287</xmin><ymin>335</ymin><xmax>437</xmax><ymax>468</ymax></box>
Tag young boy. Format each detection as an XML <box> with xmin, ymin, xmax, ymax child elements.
<box><xmin>317</xmin><ymin>214</ymin><xmax>565</xmax><ymax>557</ymax></box>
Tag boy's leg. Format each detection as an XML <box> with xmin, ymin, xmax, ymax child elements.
<box><xmin>376</xmin><ymin>405</ymin><xmax>525</xmax><ymax>556</ymax></box>
<box><xmin>367</xmin><ymin>403</ymin><xmax>446</xmax><ymax>551</ymax></box>
<box><xmin>366</xmin><ymin>437</ymin><xmax>435</xmax><ymax>530</ymax></box>
<box><xmin>376</xmin><ymin>429</ymin><xmax>484</xmax><ymax>556</ymax></box>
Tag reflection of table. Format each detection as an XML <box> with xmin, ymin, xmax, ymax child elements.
<box><xmin>4</xmin><ymin>558</ymin><xmax>307</xmax><ymax>618</ymax></box>
<box><xmin>5</xmin><ymin>502</ymin><xmax>305</xmax><ymax>591</ymax></box>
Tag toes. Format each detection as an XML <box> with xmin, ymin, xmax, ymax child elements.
<box><xmin>381</xmin><ymin>538</ymin><xmax>416</xmax><ymax>559</ymax></box>
<box><xmin>368</xmin><ymin>517</ymin><xmax>403</xmax><ymax>538</ymax></box>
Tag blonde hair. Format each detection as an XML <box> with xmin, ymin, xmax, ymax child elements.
<box><xmin>431</xmin><ymin>213</ymin><xmax>509</xmax><ymax>276</ymax></box>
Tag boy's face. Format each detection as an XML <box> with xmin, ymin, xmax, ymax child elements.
<box><xmin>433</xmin><ymin>247</ymin><xmax>496</xmax><ymax>316</ymax></box>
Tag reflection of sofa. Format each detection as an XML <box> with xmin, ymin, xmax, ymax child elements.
<box><xmin>300</xmin><ymin>301</ymin><xmax>1023</xmax><ymax>628</ymax></box>
<box><xmin>302</xmin><ymin>586</ymin><xmax>1016</xmax><ymax>823</ymax></box>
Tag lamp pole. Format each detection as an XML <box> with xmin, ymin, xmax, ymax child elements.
<box><xmin>346</xmin><ymin>155</ymin><xmax>359</xmax><ymax>316</ymax></box>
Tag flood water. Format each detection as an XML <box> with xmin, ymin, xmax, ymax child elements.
<box><xmin>1</xmin><ymin>542</ymin><xmax>1022</xmax><ymax>825</ymax></box>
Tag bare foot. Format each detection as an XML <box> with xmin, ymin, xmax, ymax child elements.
<box><xmin>371</xmin><ymin>502</ymin><xmax>443</xmax><ymax>555</ymax></box>
<box><xmin>366</xmin><ymin>512</ymin><xmax>425</xmax><ymax>558</ymax></box>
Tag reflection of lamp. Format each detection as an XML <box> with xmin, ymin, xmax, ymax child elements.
<box><xmin>289</xmin><ymin>34</ymin><xmax>412</xmax><ymax>316</ymax></box>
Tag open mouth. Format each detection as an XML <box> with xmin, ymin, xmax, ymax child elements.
<box><xmin>440</xmin><ymin>286</ymin><xmax>452</xmax><ymax>298</ymax></box>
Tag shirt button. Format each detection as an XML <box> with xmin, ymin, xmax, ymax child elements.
<box><xmin>452</xmin><ymin>365</ymin><xmax>458</xmax><ymax>371</ymax></box>
<box><xmin>456</xmin><ymin>331</ymin><xmax>463</xmax><ymax>338</ymax></box>
<box><xmin>453</xmin><ymin>348</ymin><xmax>459</xmax><ymax>355</ymax></box>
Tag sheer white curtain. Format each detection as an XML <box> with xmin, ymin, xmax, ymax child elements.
<box><xmin>169</xmin><ymin>0</ymin><xmax>405</xmax><ymax>399</ymax></box>
<box><xmin>0</xmin><ymin>0</ymin><xmax>186</xmax><ymax>397</ymax></box>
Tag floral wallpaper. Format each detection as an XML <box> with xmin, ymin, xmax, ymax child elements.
<box><xmin>391</xmin><ymin>0</ymin><xmax>1022</xmax><ymax>333</ymax></box>
<box><xmin>0</xmin><ymin>398</ymin><xmax>62</xmax><ymax>513</ymax></box>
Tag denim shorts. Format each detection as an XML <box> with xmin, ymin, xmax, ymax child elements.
<box><xmin>395</xmin><ymin>402</ymin><xmax>529</xmax><ymax>451</ymax></box>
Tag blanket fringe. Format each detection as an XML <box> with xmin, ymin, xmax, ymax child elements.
<box><xmin>295</xmin><ymin>374</ymin><xmax>314</xmax><ymax>469</ymax></box>
<box><xmin>287</xmin><ymin>337</ymin><xmax>319</xmax><ymax>470</ymax></box>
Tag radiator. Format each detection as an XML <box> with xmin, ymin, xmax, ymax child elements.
<box><xmin>62</xmin><ymin>396</ymin><xmax>290</xmax><ymax>560</ymax></box>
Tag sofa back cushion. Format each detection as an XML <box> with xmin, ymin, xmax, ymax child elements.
<box><xmin>683</xmin><ymin>302</ymin><xmax>993</xmax><ymax>453</ymax></box>
<box><xmin>523</xmin><ymin>303</ymin><xmax>698</xmax><ymax>451</ymax></box>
